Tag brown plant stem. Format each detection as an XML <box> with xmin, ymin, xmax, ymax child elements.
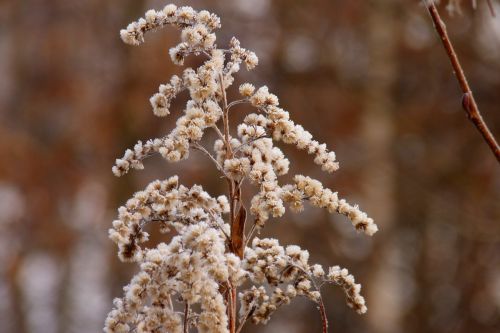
<box><xmin>290</xmin><ymin>264</ymin><xmax>329</xmax><ymax>333</ymax></box>
<box><xmin>318</xmin><ymin>299</ymin><xmax>328</xmax><ymax>333</ymax></box>
<box><xmin>183</xmin><ymin>303</ymin><xmax>189</xmax><ymax>333</ymax></box>
<box><xmin>425</xmin><ymin>1</ymin><xmax>500</xmax><ymax>163</ymax></box>
<box><xmin>225</xmin><ymin>282</ymin><xmax>236</xmax><ymax>333</ymax></box>
<box><xmin>219</xmin><ymin>73</ymin><xmax>238</xmax><ymax>333</ymax></box>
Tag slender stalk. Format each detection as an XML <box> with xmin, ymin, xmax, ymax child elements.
<box><xmin>236</xmin><ymin>303</ymin><xmax>255</xmax><ymax>333</ymax></box>
<box><xmin>231</xmin><ymin>283</ymin><xmax>237</xmax><ymax>333</ymax></box>
<box><xmin>227</xmin><ymin>99</ymin><xmax>249</xmax><ymax>110</ymax></box>
<box><xmin>183</xmin><ymin>303</ymin><xmax>190</xmax><ymax>333</ymax></box>
<box><xmin>233</xmin><ymin>134</ymin><xmax>268</xmax><ymax>153</ymax></box>
<box><xmin>318</xmin><ymin>298</ymin><xmax>328</xmax><ymax>333</ymax></box>
<box><xmin>424</xmin><ymin>1</ymin><xmax>500</xmax><ymax>163</ymax></box>
<box><xmin>191</xmin><ymin>142</ymin><xmax>228</xmax><ymax>177</ymax></box>
<box><xmin>219</xmin><ymin>73</ymin><xmax>234</xmax><ymax>161</ymax></box>
<box><xmin>219</xmin><ymin>72</ymin><xmax>238</xmax><ymax>333</ymax></box>
<box><xmin>211</xmin><ymin>124</ymin><xmax>225</xmax><ymax>141</ymax></box>
<box><xmin>226</xmin><ymin>282</ymin><xmax>236</xmax><ymax>333</ymax></box>
<box><xmin>245</xmin><ymin>222</ymin><xmax>257</xmax><ymax>248</ymax></box>
<box><xmin>287</xmin><ymin>264</ymin><xmax>329</xmax><ymax>333</ymax></box>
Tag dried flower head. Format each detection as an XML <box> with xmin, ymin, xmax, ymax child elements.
<box><xmin>106</xmin><ymin>4</ymin><xmax>378</xmax><ymax>332</ymax></box>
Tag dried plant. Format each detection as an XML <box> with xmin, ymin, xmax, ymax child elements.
<box><xmin>105</xmin><ymin>4</ymin><xmax>378</xmax><ymax>333</ymax></box>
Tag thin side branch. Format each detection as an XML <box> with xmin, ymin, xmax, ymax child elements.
<box><xmin>425</xmin><ymin>1</ymin><xmax>500</xmax><ymax>163</ymax></box>
<box><xmin>244</xmin><ymin>222</ymin><xmax>258</xmax><ymax>248</ymax></box>
<box><xmin>233</xmin><ymin>134</ymin><xmax>268</xmax><ymax>154</ymax></box>
<box><xmin>236</xmin><ymin>302</ymin><xmax>256</xmax><ymax>333</ymax></box>
<box><xmin>211</xmin><ymin>124</ymin><xmax>226</xmax><ymax>141</ymax></box>
<box><xmin>227</xmin><ymin>99</ymin><xmax>249</xmax><ymax>110</ymax></box>
<box><xmin>190</xmin><ymin>142</ymin><xmax>228</xmax><ymax>177</ymax></box>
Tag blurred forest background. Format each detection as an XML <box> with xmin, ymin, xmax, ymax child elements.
<box><xmin>1</xmin><ymin>0</ymin><xmax>499</xmax><ymax>332</ymax></box>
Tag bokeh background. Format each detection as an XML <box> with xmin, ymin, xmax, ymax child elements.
<box><xmin>1</xmin><ymin>0</ymin><xmax>499</xmax><ymax>332</ymax></box>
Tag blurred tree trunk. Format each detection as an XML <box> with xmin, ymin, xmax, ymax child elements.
<box><xmin>360</xmin><ymin>1</ymin><xmax>399</xmax><ymax>332</ymax></box>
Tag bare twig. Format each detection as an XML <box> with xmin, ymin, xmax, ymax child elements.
<box><xmin>424</xmin><ymin>1</ymin><xmax>500</xmax><ymax>163</ymax></box>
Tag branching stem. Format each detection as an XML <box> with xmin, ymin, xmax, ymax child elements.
<box><xmin>425</xmin><ymin>2</ymin><xmax>500</xmax><ymax>163</ymax></box>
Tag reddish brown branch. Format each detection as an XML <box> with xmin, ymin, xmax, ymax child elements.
<box><xmin>425</xmin><ymin>2</ymin><xmax>500</xmax><ymax>163</ymax></box>
<box><xmin>318</xmin><ymin>298</ymin><xmax>329</xmax><ymax>333</ymax></box>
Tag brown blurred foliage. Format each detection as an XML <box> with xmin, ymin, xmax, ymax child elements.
<box><xmin>0</xmin><ymin>0</ymin><xmax>499</xmax><ymax>332</ymax></box>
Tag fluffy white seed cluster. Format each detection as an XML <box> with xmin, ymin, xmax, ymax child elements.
<box><xmin>149</xmin><ymin>75</ymin><xmax>184</xmax><ymax>117</ymax></box>
<box><xmin>110</xmin><ymin>3</ymin><xmax>377</xmax><ymax>332</ymax></box>
<box><xmin>105</xmin><ymin>222</ymin><xmax>246</xmax><ymax>333</ymax></box>
<box><xmin>327</xmin><ymin>266</ymin><xmax>367</xmax><ymax>314</ymax></box>
<box><xmin>108</xmin><ymin>176</ymin><xmax>229</xmax><ymax>262</ymax></box>
<box><xmin>113</xmin><ymin>52</ymin><xmax>226</xmax><ymax>177</ymax></box>
<box><xmin>226</xmin><ymin>37</ymin><xmax>259</xmax><ymax>73</ymax></box>
<box><xmin>282</xmin><ymin>175</ymin><xmax>378</xmax><ymax>236</ymax></box>
<box><xmin>242</xmin><ymin>85</ymin><xmax>339</xmax><ymax>173</ymax></box>
<box><xmin>120</xmin><ymin>4</ymin><xmax>220</xmax><ymax>49</ymax></box>
<box><xmin>113</xmin><ymin>7</ymin><xmax>259</xmax><ymax>177</ymax></box>
<box><xmin>238</xmin><ymin>238</ymin><xmax>367</xmax><ymax>325</ymax></box>
<box><xmin>112</xmin><ymin>138</ymin><xmax>163</xmax><ymax>177</ymax></box>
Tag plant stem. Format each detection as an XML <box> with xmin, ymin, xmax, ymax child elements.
<box><xmin>219</xmin><ymin>72</ymin><xmax>238</xmax><ymax>333</ymax></box>
<box><xmin>236</xmin><ymin>302</ymin><xmax>255</xmax><ymax>333</ymax></box>
<box><xmin>184</xmin><ymin>303</ymin><xmax>189</xmax><ymax>333</ymax></box>
<box><xmin>190</xmin><ymin>142</ymin><xmax>228</xmax><ymax>177</ymax></box>
<box><xmin>227</xmin><ymin>99</ymin><xmax>249</xmax><ymax>110</ymax></box>
<box><xmin>318</xmin><ymin>298</ymin><xmax>328</xmax><ymax>333</ymax></box>
<box><xmin>425</xmin><ymin>1</ymin><xmax>500</xmax><ymax>163</ymax></box>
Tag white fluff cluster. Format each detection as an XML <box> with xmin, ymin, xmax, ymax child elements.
<box><xmin>113</xmin><ymin>51</ymin><xmax>227</xmax><ymax>176</ymax></box>
<box><xmin>109</xmin><ymin>3</ymin><xmax>377</xmax><ymax>332</ymax></box>
<box><xmin>282</xmin><ymin>175</ymin><xmax>378</xmax><ymax>236</ymax></box>
<box><xmin>246</xmin><ymin>87</ymin><xmax>340</xmax><ymax>173</ymax></box>
<box><xmin>108</xmin><ymin>176</ymin><xmax>230</xmax><ymax>262</ymax></box>
<box><xmin>149</xmin><ymin>75</ymin><xmax>184</xmax><ymax>117</ymax></box>
<box><xmin>238</xmin><ymin>238</ymin><xmax>367</xmax><ymax>325</ymax></box>
<box><xmin>226</xmin><ymin>37</ymin><xmax>259</xmax><ymax>73</ymax></box>
<box><xmin>327</xmin><ymin>266</ymin><xmax>367</xmax><ymax>314</ymax></box>
<box><xmin>237</xmin><ymin>132</ymin><xmax>289</xmax><ymax>227</ymax></box>
<box><xmin>105</xmin><ymin>222</ymin><xmax>246</xmax><ymax>333</ymax></box>
<box><xmin>120</xmin><ymin>4</ymin><xmax>220</xmax><ymax>49</ymax></box>
<box><xmin>113</xmin><ymin>7</ymin><xmax>259</xmax><ymax>177</ymax></box>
